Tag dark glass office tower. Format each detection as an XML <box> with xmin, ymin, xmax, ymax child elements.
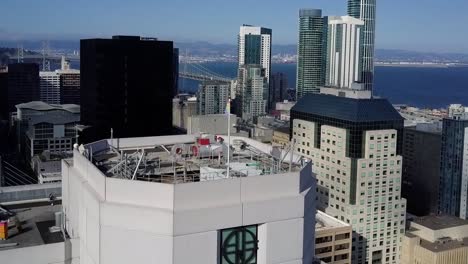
<box><xmin>0</xmin><ymin>70</ymin><xmax>8</xmax><ymax>120</ymax></box>
<box><xmin>173</xmin><ymin>48</ymin><xmax>179</xmax><ymax>95</ymax></box>
<box><xmin>439</xmin><ymin>118</ymin><xmax>468</xmax><ymax>219</ymax></box>
<box><xmin>60</xmin><ymin>72</ymin><xmax>80</xmax><ymax>105</ymax></box>
<box><xmin>296</xmin><ymin>9</ymin><xmax>326</xmax><ymax>100</ymax></box>
<box><xmin>80</xmin><ymin>36</ymin><xmax>175</xmax><ymax>143</ymax></box>
<box><xmin>6</xmin><ymin>63</ymin><xmax>40</xmax><ymax>114</ymax></box>
<box><xmin>348</xmin><ymin>0</ymin><xmax>376</xmax><ymax>92</ymax></box>
<box><xmin>402</xmin><ymin>125</ymin><xmax>442</xmax><ymax>216</ymax></box>
<box><xmin>270</xmin><ymin>72</ymin><xmax>288</xmax><ymax>109</ymax></box>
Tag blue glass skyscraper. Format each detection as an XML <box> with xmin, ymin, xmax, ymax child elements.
<box><xmin>296</xmin><ymin>9</ymin><xmax>325</xmax><ymax>100</ymax></box>
<box><xmin>439</xmin><ymin>118</ymin><xmax>468</xmax><ymax>219</ymax></box>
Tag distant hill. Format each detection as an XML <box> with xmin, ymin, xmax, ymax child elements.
<box><xmin>1</xmin><ymin>39</ymin><xmax>467</xmax><ymax>63</ymax></box>
<box><xmin>375</xmin><ymin>49</ymin><xmax>468</xmax><ymax>63</ymax></box>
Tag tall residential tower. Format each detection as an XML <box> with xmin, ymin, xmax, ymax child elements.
<box><xmin>325</xmin><ymin>16</ymin><xmax>364</xmax><ymax>89</ymax></box>
<box><xmin>348</xmin><ymin>0</ymin><xmax>377</xmax><ymax>92</ymax></box>
<box><xmin>238</xmin><ymin>25</ymin><xmax>272</xmax><ymax>80</ymax></box>
<box><xmin>238</xmin><ymin>25</ymin><xmax>272</xmax><ymax>115</ymax></box>
<box><xmin>296</xmin><ymin>9</ymin><xmax>325</xmax><ymax>100</ymax></box>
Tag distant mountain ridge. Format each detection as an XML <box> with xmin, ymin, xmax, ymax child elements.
<box><xmin>0</xmin><ymin>39</ymin><xmax>467</xmax><ymax>62</ymax></box>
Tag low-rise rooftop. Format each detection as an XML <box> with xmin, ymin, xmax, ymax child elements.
<box><xmin>315</xmin><ymin>210</ymin><xmax>350</xmax><ymax>231</ymax></box>
<box><xmin>413</xmin><ymin>215</ymin><xmax>468</xmax><ymax>230</ymax></box>
<box><xmin>419</xmin><ymin>237</ymin><xmax>468</xmax><ymax>252</ymax></box>
<box><xmin>0</xmin><ymin>202</ymin><xmax>63</xmax><ymax>251</ymax></box>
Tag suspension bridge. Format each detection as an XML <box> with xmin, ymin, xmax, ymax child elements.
<box><xmin>179</xmin><ymin>62</ymin><xmax>234</xmax><ymax>83</ymax></box>
<box><xmin>10</xmin><ymin>45</ymin><xmax>235</xmax><ymax>83</ymax></box>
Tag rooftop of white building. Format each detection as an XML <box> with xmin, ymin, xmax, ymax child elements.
<box><xmin>81</xmin><ymin>134</ymin><xmax>303</xmax><ymax>184</ymax></box>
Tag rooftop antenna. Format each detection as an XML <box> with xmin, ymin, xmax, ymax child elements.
<box><xmin>226</xmin><ymin>98</ymin><xmax>231</xmax><ymax>178</ymax></box>
<box><xmin>110</xmin><ymin>128</ymin><xmax>114</xmax><ymax>148</ymax></box>
<box><xmin>182</xmin><ymin>49</ymin><xmax>188</xmax><ymax>92</ymax></box>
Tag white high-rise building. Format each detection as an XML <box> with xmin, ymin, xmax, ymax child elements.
<box><xmin>291</xmin><ymin>93</ymin><xmax>407</xmax><ymax>264</ymax></box>
<box><xmin>238</xmin><ymin>25</ymin><xmax>272</xmax><ymax>80</ymax></box>
<box><xmin>237</xmin><ymin>65</ymin><xmax>268</xmax><ymax>121</ymax></box>
<box><xmin>60</xmin><ymin>134</ymin><xmax>317</xmax><ymax>264</ymax></box>
<box><xmin>326</xmin><ymin>16</ymin><xmax>364</xmax><ymax>90</ymax></box>
<box><xmin>39</xmin><ymin>71</ymin><xmax>61</xmax><ymax>104</ymax></box>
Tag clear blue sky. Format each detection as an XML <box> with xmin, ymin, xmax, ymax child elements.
<box><xmin>1</xmin><ymin>0</ymin><xmax>467</xmax><ymax>53</ymax></box>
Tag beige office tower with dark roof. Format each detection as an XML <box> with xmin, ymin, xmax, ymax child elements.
<box><xmin>291</xmin><ymin>94</ymin><xmax>407</xmax><ymax>264</ymax></box>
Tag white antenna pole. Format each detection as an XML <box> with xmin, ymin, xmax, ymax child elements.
<box><xmin>227</xmin><ymin>98</ymin><xmax>231</xmax><ymax>178</ymax></box>
<box><xmin>110</xmin><ymin>128</ymin><xmax>114</xmax><ymax>147</ymax></box>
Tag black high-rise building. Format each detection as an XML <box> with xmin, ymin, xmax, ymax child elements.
<box><xmin>0</xmin><ymin>69</ymin><xmax>8</xmax><ymax>120</ymax></box>
<box><xmin>173</xmin><ymin>48</ymin><xmax>179</xmax><ymax>95</ymax></box>
<box><xmin>60</xmin><ymin>72</ymin><xmax>81</xmax><ymax>105</ymax></box>
<box><xmin>402</xmin><ymin>124</ymin><xmax>442</xmax><ymax>216</ymax></box>
<box><xmin>80</xmin><ymin>36</ymin><xmax>175</xmax><ymax>142</ymax></box>
<box><xmin>439</xmin><ymin>117</ymin><xmax>468</xmax><ymax>219</ymax></box>
<box><xmin>7</xmin><ymin>63</ymin><xmax>40</xmax><ymax>114</ymax></box>
<box><xmin>270</xmin><ymin>72</ymin><xmax>288</xmax><ymax>109</ymax></box>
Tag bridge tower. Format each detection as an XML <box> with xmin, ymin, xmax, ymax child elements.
<box><xmin>16</xmin><ymin>44</ymin><xmax>24</xmax><ymax>63</ymax></box>
<box><xmin>42</xmin><ymin>40</ymin><xmax>51</xmax><ymax>71</ymax></box>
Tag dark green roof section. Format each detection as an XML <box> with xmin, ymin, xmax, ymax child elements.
<box><xmin>291</xmin><ymin>94</ymin><xmax>403</xmax><ymax>123</ymax></box>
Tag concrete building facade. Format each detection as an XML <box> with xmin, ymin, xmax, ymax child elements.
<box><xmin>291</xmin><ymin>94</ymin><xmax>406</xmax><ymax>264</ymax></box>
<box><xmin>172</xmin><ymin>95</ymin><xmax>198</xmax><ymax>129</ymax></box>
<box><xmin>402</xmin><ymin>215</ymin><xmax>468</xmax><ymax>264</ymax></box>
<box><xmin>315</xmin><ymin>211</ymin><xmax>352</xmax><ymax>264</ymax></box>
<box><xmin>14</xmin><ymin>101</ymin><xmax>80</xmax><ymax>165</ymax></box>
<box><xmin>187</xmin><ymin>114</ymin><xmax>236</xmax><ymax>135</ymax></box>
<box><xmin>237</xmin><ymin>65</ymin><xmax>268</xmax><ymax>121</ymax></box>
<box><xmin>272</xmin><ymin>127</ymin><xmax>290</xmax><ymax>149</ymax></box>
<box><xmin>62</xmin><ymin>134</ymin><xmax>317</xmax><ymax>264</ymax></box>
<box><xmin>197</xmin><ymin>81</ymin><xmax>229</xmax><ymax>115</ymax></box>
